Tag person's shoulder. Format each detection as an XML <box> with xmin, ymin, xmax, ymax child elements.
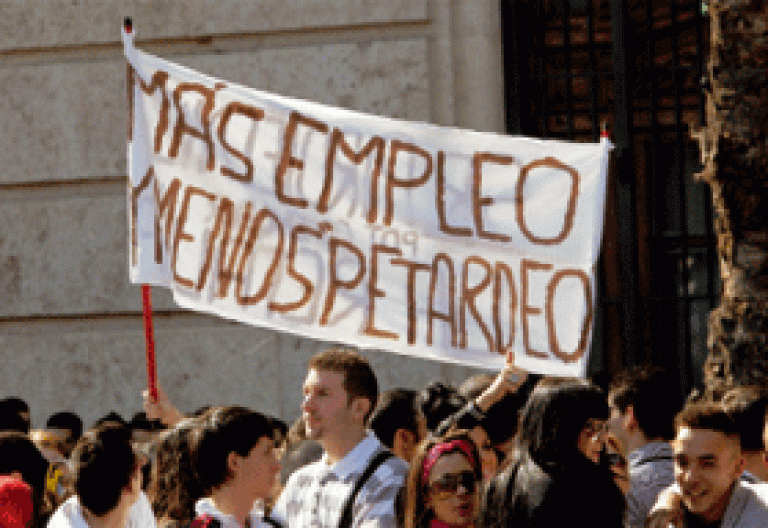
<box><xmin>356</xmin><ymin>449</ymin><xmax>408</xmax><ymax>494</ymax></box>
<box><xmin>721</xmin><ymin>480</ymin><xmax>768</xmax><ymax>528</ymax></box>
<box><xmin>45</xmin><ymin>496</ymin><xmax>81</xmax><ymax>528</ymax></box>
<box><xmin>362</xmin><ymin>435</ymin><xmax>407</xmax><ymax>481</ymax></box>
<box><xmin>740</xmin><ymin>480</ymin><xmax>768</xmax><ymax>503</ymax></box>
<box><xmin>380</xmin><ymin>450</ymin><xmax>408</xmax><ymax>477</ymax></box>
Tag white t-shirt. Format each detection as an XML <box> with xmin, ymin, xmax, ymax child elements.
<box><xmin>46</xmin><ymin>496</ymin><xmax>89</xmax><ymax>528</ymax></box>
<box><xmin>46</xmin><ymin>491</ymin><xmax>157</xmax><ymax>528</ymax></box>
<box><xmin>128</xmin><ymin>491</ymin><xmax>157</xmax><ymax>527</ymax></box>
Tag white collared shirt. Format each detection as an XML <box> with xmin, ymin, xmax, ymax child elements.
<box><xmin>271</xmin><ymin>431</ymin><xmax>407</xmax><ymax>528</ymax></box>
<box><xmin>194</xmin><ymin>497</ymin><xmax>277</xmax><ymax>528</ymax></box>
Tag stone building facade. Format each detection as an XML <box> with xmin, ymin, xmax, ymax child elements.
<box><xmin>0</xmin><ymin>0</ymin><xmax>506</xmax><ymax>428</ymax></box>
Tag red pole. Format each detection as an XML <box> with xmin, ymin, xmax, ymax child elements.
<box><xmin>141</xmin><ymin>284</ymin><xmax>158</xmax><ymax>401</ymax></box>
<box><xmin>126</xmin><ymin>16</ymin><xmax>156</xmax><ymax>401</ymax></box>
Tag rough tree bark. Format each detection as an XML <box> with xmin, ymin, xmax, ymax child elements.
<box><xmin>693</xmin><ymin>0</ymin><xmax>768</xmax><ymax>399</ymax></box>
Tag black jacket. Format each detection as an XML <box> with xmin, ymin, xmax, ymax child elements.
<box><xmin>480</xmin><ymin>451</ymin><xmax>625</xmax><ymax>527</ymax></box>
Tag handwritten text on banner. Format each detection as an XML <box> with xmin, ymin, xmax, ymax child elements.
<box><xmin>124</xmin><ymin>34</ymin><xmax>610</xmax><ymax>377</ymax></box>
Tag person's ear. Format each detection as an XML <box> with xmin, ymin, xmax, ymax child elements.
<box><xmin>735</xmin><ymin>451</ymin><xmax>746</xmax><ymax>476</ymax></box>
<box><xmin>351</xmin><ymin>397</ymin><xmax>371</xmax><ymax>423</ymax></box>
<box><xmin>226</xmin><ymin>451</ymin><xmax>240</xmax><ymax>478</ymax></box>
<box><xmin>625</xmin><ymin>405</ymin><xmax>639</xmax><ymax>431</ymax></box>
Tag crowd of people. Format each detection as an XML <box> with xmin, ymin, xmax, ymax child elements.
<box><xmin>2</xmin><ymin>347</ymin><xmax>768</xmax><ymax>527</ymax></box>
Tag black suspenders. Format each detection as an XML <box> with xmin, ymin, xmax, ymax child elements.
<box><xmin>337</xmin><ymin>451</ymin><xmax>395</xmax><ymax>528</ymax></box>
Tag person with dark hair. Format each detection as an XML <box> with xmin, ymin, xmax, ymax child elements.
<box><xmin>458</xmin><ymin>372</ymin><xmax>533</xmax><ymax>455</ymax></box>
<box><xmin>271</xmin><ymin>347</ymin><xmax>408</xmax><ymax>527</ymax></box>
<box><xmin>93</xmin><ymin>412</ymin><xmax>127</xmax><ymax>429</ymax></box>
<box><xmin>402</xmin><ymin>431</ymin><xmax>482</xmax><ymax>528</ymax></box>
<box><xmin>45</xmin><ymin>412</ymin><xmax>83</xmax><ymax>459</ymax></box>
<box><xmin>0</xmin><ymin>398</ymin><xmax>31</xmax><ymax>434</ymax></box>
<box><xmin>435</xmin><ymin>360</ymin><xmax>534</xmax><ymax>482</ymax></box>
<box><xmin>189</xmin><ymin>406</ymin><xmax>280</xmax><ymax>527</ymax></box>
<box><xmin>130</xmin><ymin>412</ymin><xmax>165</xmax><ymax>445</ymax></box>
<box><xmin>29</xmin><ymin>429</ymin><xmax>69</xmax><ymax>508</ymax></box>
<box><xmin>130</xmin><ymin>411</ymin><xmax>166</xmax><ymax>495</ymax></box>
<box><xmin>368</xmin><ymin>389</ymin><xmax>426</xmax><ymax>463</ymax></box>
<box><xmin>46</xmin><ymin>423</ymin><xmax>143</xmax><ymax>527</ymax></box>
<box><xmin>480</xmin><ymin>378</ymin><xmax>625</xmax><ymax>527</ymax></box>
<box><xmin>605</xmin><ymin>366</ymin><xmax>684</xmax><ymax>526</ymax></box>
<box><xmin>722</xmin><ymin>385</ymin><xmax>768</xmax><ymax>482</ymax></box>
<box><xmin>0</xmin><ymin>432</ymin><xmax>50</xmax><ymax>526</ymax></box>
<box><xmin>147</xmin><ymin>417</ymin><xmax>205</xmax><ymax>527</ymax></box>
<box><xmin>649</xmin><ymin>402</ymin><xmax>768</xmax><ymax>528</ymax></box>
<box><xmin>419</xmin><ymin>383</ymin><xmax>466</xmax><ymax>435</ymax></box>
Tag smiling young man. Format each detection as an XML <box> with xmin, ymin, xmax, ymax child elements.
<box><xmin>271</xmin><ymin>348</ymin><xmax>408</xmax><ymax>527</ymax></box>
<box><xmin>667</xmin><ymin>402</ymin><xmax>768</xmax><ymax>528</ymax></box>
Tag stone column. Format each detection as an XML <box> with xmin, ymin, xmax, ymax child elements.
<box><xmin>451</xmin><ymin>0</ymin><xmax>506</xmax><ymax>133</ymax></box>
<box><xmin>694</xmin><ymin>0</ymin><xmax>768</xmax><ymax>399</ymax></box>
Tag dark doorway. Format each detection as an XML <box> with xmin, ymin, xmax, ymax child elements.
<box><xmin>501</xmin><ymin>0</ymin><xmax>717</xmax><ymax>393</ymax></box>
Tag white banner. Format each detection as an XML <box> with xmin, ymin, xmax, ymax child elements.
<box><xmin>123</xmin><ymin>31</ymin><xmax>611</xmax><ymax>377</ymax></box>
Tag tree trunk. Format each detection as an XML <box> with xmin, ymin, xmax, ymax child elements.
<box><xmin>694</xmin><ymin>0</ymin><xmax>768</xmax><ymax>400</ymax></box>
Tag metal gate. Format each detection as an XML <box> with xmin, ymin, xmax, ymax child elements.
<box><xmin>501</xmin><ymin>0</ymin><xmax>718</xmax><ymax>393</ymax></box>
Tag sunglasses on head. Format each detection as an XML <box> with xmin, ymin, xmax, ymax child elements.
<box><xmin>429</xmin><ymin>470</ymin><xmax>477</xmax><ymax>496</ymax></box>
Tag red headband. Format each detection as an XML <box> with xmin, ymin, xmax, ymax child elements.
<box><xmin>421</xmin><ymin>439</ymin><xmax>476</xmax><ymax>484</ymax></box>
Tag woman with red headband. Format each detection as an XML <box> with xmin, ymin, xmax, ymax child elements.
<box><xmin>402</xmin><ymin>431</ymin><xmax>481</xmax><ymax>528</ymax></box>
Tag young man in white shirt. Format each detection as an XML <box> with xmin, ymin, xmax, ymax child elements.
<box><xmin>191</xmin><ymin>406</ymin><xmax>282</xmax><ymax>528</ymax></box>
<box><xmin>271</xmin><ymin>348</ymin><xmax>408</xmax><ymax>528</ymax></box>
<box><xmin>47</xmin><ymin>424</ymin><xmax>143</xmax><ymax>528</ymax></box>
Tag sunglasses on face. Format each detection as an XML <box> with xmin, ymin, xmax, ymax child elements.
<box><xmin>429</xmin><ymin>470</ymin><xmax>478</xmax><ymax>496</ymax></box>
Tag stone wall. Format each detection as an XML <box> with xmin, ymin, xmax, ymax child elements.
<box><xmin>0</xmin><ymin>0</ymin><xmax>505</xmax><ymax>428</ymax></box>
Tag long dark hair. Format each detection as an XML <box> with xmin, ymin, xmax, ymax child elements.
<box><xmin>481</xmin><ymin>379</ymin><xmax>625</xmax><ymax>528</ymax></box>
<box><xmin>148</xmin><ymin>417</ymin><xmax>205</xmax><ymax>523</ymax></box>
<box><xmin>403</xmin><ymin>430</ymin><xmax>481</xmax><ymax>528</ymax></box>
<box><xmin>516</xmin><ymin>378</ymin><xmax>608</xmax><ymax>471</ymax></box>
